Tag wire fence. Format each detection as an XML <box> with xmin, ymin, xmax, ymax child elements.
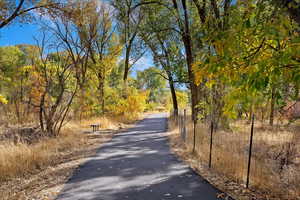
<box><xmin>170</xmin><ymin>109</ymin><xmax>300</xmax><ymax>199</ymax></box>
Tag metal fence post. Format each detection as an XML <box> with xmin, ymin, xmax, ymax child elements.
<box><xmin>246</xmin><ymin>114</ymin><xmax>255</xmax><ymax>188</ymax></box>
<box><xmin>183</xmin><ymin>109</ymin><xmax>186</xmax><ymax>141</ymax></box>
<box><xmin>179</xmin><ymin>111</ymin><xmax>182</xmax><ymax>138</ymax></box>
<box><xmin>209</xmin><ymin>121</ymin><xmax>214</xmax><ymax>168</ymax></box>
<box><xmin>178</xmin><ymin>110</ymin><xmax>180</xmax><ymax>132</ymax></box>
<box><xmin>180</xmin><ymin>110</ymin><xmax>183</xmax><ymax>140</ymax></box>
<box><xmin>192</xmin><ymin>119</ymin><xmax>196</xmax><ymax>153</ymax></box>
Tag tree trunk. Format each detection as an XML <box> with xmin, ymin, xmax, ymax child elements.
<box><xmin>39</xmin><ymin>93</ymin><xmax>46</xmax><ymax>133</ymax></box>
<box><xmin>270</xmin><ymin>86</ymin><xmax>276</xmax><ymax>126</ymax></box>
<box><xmin>168</xmin><ymin>76</ymin><xmax>178</xmax><ymax>116</ymax></box>
<box><xmin>249</xmin><ymin>106</ymin><xmax>253</xmax><ymax>123</ymax></box>
<box><xmin>261</xmin><ymin>108</ymin><xmax>265</xmax><ymax>122</ymax></box>
<box><xmin>123</xmin><ymin>46</ymin><xmax>131</xmax><ymax>82</ymax></box>
<box><xmin>123</xmin><ymin>37</ymin><xmax>135</xmax><ymax>83</ymax></box>
<box><xmin>98</xmin><ymin>71</ymin><xmax>105</xmax><ymax>115</ymax></box>
<box><xmin>181</xmin><ymin>0</ymin><xmax>200</xmax><ymax>122</ymax></box>
<box><xmin>14</xmin><ymin>100</ymin><xmax>21</xmax><ymax>123</ymax></box>
<box><xmin>46</xmin><ymin>120</ymin><xmax>54</xmax><ymax>137</ymax></box>
<box><xmin>170</xmin><ymin>0</ymin><xmax>201</xmax><ymax>121</ymax></box>
<box><xmin>78</xmin><ymin>88</ymin><xmax>85</xmax><ymax>121</ymax></box>
<box><xmin>102</xmin><ymin>70</ymin><xmax>106</xmax><ymax>114</ymax></box>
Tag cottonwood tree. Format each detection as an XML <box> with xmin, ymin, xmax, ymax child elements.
<box><xmin>125</xmin><ymin>0</ymin><xmax>200</xmax><ymax>119</ymax></box>
<box><xmin>127</xmin><ymin>0</ymin><xmax>208</xmax><ymax>120</ymax></box>
<box><xmin>33</xmin><ymin>34</ymin><xmax>78</xmax><ymax>136</ymax></box>
<box><xmin>42</xmin><ymin>2</ymin><xmax>96</xmax><ymax>119</ymax></box>
<box><xmin>45</xmin><ymin>0</ymin><xmax>122</xmax><ymax>116</ymax></box>
<box><xmin>112</xmin><ymin>0</ymin><xmax>146</xmax><ymax>85</ymax></box>
<box><xmin>139</xmin><ymin>4</ymin><xmax>188</xmax><ymax>116</ymax></box>
<box><xmin>190</xmin><ymin>0</ymin><xmax>300</xmax><ymax>127</ymax></box>
<box><xmin>70</xmin><ymin>0</ymin><xmax>121</xmax><ymax>114</ymax></box>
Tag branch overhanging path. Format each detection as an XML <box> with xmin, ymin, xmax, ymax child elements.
<box><xmin>56</xmin><ymin>113</ymin><xmax>231</xmax><ymax>200</ymax></box>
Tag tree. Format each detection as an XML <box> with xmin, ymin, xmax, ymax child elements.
<box><xmin>70</xmin><ymin>0</ymin><xmax>121</xmax><ymax>114</ymax></box>
<box><xmin>136</xmin><ymin>67</ymin><xmax>166</xmax><ymax>104</ymax></box>
<box><xmin>191</xmin><ymin>0</ymin><xmax>300</xmax><ymax>126</ymax></box>
<box><xmin>139</xmin><ymin>6</ymin><xmax>187</xmax><ymax>116</ymax></box>
<box><xmin>112</xmin><ymin>0</ymin><xmax>146</xmax><ymax>85</ymax></box>
<box><xmin>0</xmin><ymin>46</ymin><xmax>27</xmax><ymax>120</ymax></box>
<box><xmin>33</xmin><ymin>34</ymin><xmax>78</xmax><ymax>136</ymax></box>
<box><xmin>0</xmin><ymin>0</ymin><xmax>59</xmax><ymax>29</ymax></box>
<box><xmin>273</xmin><ymin>0</ymin><xmax>300</xmax><ymax>25</ymax></box>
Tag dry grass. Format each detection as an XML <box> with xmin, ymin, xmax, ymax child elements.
<box><xmin>0</xmin><ymin>129</ymin><xmax>87</xmax><ymax>182</ymax></box>
<box><xmin>169</xmin><ymin>114</ymin><xmax>300</xmax><ymax>200</ymax></box>
<box><xmin>0</xmin><ymin>114</ymin><xmax>141</xmax><ymax>183</ymax></box>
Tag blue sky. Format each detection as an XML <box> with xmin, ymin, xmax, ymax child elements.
<box><xmin>0</xmin><ymin>22</ymin><xmax>41</xmax><ymax>46</ymax></box>
<box><xmin>0</xmin><ymin>22</ymin><xmax>153</xmax><ymax>72</ymax></box>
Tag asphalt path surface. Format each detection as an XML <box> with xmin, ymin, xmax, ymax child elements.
<box><xmin>56</xmin><ymin>113</ymin><xmax>231</xmax><ymax>200</ymax></box>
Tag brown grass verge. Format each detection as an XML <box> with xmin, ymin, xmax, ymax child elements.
<box><xmin>167</xmin><ymin>117</ymin><xmax>300</xmax><ymax>200</ymax></box>
<box><xmin>0</xmin><ymin>131</ymin><xmax>87</xmax><ymax>182</ymax></box>
<box><xmin>0</xmin><ymin>114</ymin><xmax>144</xmax><ymax>200</ymax></box>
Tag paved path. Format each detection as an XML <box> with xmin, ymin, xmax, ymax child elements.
<box><xmin>56</xmin><ymin>113</ymin><xmax>229</xmax><ymax>200</ymax></box>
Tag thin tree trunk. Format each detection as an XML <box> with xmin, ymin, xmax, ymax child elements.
<box><xmin>270</xmin><ymin>86</ymin><xmax>276</xmax><ymax>126</ymax></box>
<box><xmin>79</xmin><ymin>88</ymin><xmax>85</xmax><ymax>121</ymax></box>
<box><xmin>39</xmin><ymin>93</ymin><xmax>46</xmax><ymax>132</ymax></box>
<box><xmin>168</xmin><ymin>77</ymin><xmax>178</xmax><ymax>116</ymax></box>
<box><xmin>123</xmin><ymin>46</ymin><xmax>131</xmax><ymax>82</ymax></box>
<box><xmin>123</xmin><ymin>35</ymin><xmax>136</xmax><ymax>83</ymax></box>
<box><xmin>180</xmin><ymin>0</ymin><xmax>200</xmax><ymax>122</ymax></box>
<box><xmin>14</xmin><ymin>100</ymin><xmax>21</xmax><ymax>123</ymax></box>
<box><xmin>102</xmin><ymin>70</ymin><xmax>106</xmax><ymax>114</ymax></box>
<box><xmin>98</xmin><ymin>71</ymin><xmax>105</xmax><ymax>115</ymax></box>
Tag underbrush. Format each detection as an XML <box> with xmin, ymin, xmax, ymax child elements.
<box><xmin>169</xmin><ymin>115</ymin><xmax>300</xmax><ymax>200</ymax></box>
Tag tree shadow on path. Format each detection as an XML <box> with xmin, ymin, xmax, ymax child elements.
<box><xmin>56</xmin><ymin>114</ymin><xmax>233</xmax><ymax>200</ymax></box>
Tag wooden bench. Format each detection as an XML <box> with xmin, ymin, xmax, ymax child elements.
<box><xmin>90</xmin><ymin>124</ymin><xmax>100</xmax><ymax>132</ymax></box>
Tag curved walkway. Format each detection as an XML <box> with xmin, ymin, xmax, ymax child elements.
<box><xmin>56</xmin><ymin>113</ymin><xmax>231</xmax><ymax>200</ymax></box>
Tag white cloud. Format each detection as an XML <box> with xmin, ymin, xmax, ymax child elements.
<box><xmin>131</xmin><ymin>56</ymin><xmax>154</xmax><ymax>71</ymax></box>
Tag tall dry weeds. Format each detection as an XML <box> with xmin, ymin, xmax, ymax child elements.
<box><xmin>0</xmin><ymin>131</ymin><xmax>86</xmax><ymax>181</ymax></box>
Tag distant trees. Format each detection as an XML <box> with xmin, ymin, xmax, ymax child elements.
<box><xmin>1</xmin><ymin>0</ymin><xmax>299</xmax><ymax>135</ymax></box>
<box><xmin>136</xmin><ymin>67</ymin><xmax>166</xmax><ymax>103</ymax></box>
<box><xmin>0</xmin><ymin>46</ymin><xmax>26</xmax><ymax>116</ymax></box>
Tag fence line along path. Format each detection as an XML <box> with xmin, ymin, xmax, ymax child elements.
<box><xmin>56</xmin><ymin>113</ymin><xmax>232</xmax><ymax>200</ymax></box>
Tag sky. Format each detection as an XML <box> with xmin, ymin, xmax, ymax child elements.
<box><xmin>0</xmin><ymin>22</ymin><xmax>154</xmax><ymax>72</ymax></box>
<box><xmin>0</xmin><ymin>23</ymin><xmax>40</xmax><ymax>46</ymax></box>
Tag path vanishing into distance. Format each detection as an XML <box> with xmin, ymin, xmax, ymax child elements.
<box><xmin>56</xmin><ymin>113</ymin><xmax>231</xmax><ymax>200</ymax></box>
